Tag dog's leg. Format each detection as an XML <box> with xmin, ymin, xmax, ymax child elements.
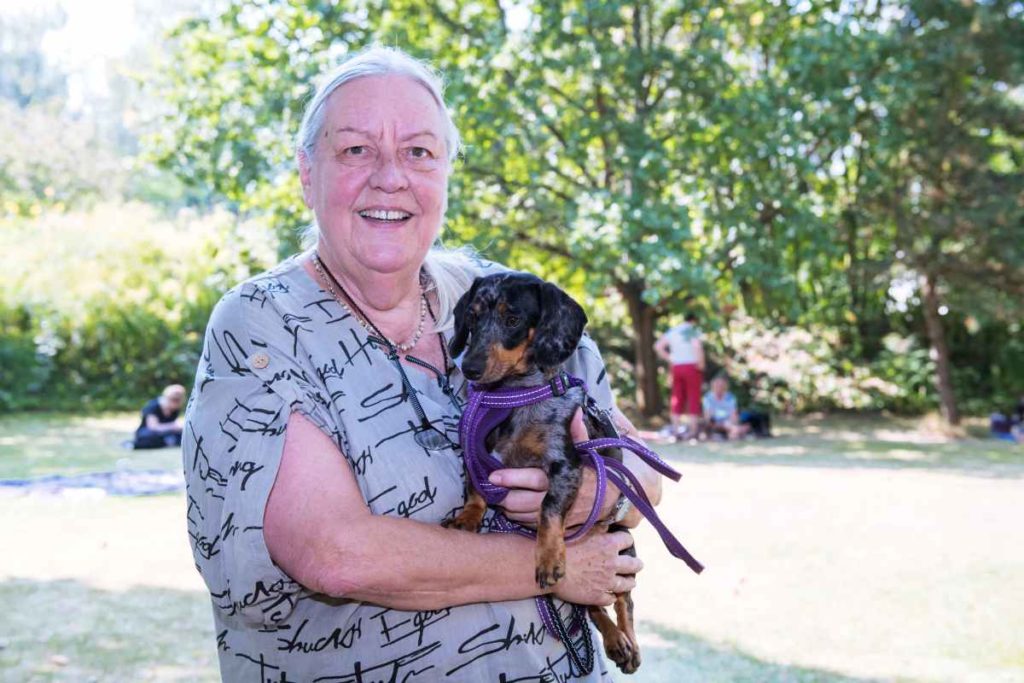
<box><xmin>535</xmin><ymin>459</ymin><xmax>581</xmax><ymax>588</ymax></box>
<box><xmin>611</xmin><ymin>591</ymin><xmax>641</xmax><ymax>673</ymax></box>
<box><xmin>608</xmin><ymin>524</ymin><xmax>641</xmax><ymax>673</ymax></box>
<box><xmin>588</xmin><ymin>602</ymin><xmax>638</xmax><ymax>674</ymax></box>
<box><xmin>443</xmin><ymin>480</ymin><xmax>487</xmax><ymax>533</ymax></box>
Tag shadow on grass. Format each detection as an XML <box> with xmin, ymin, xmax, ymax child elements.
<box><xmin>637</xmin><ymin>621</ymin><xmax>882</xmax><ymax>683</ymax></box>
<box><xmin>0</xmin><ymin>578</ymin><xmax>880</xmax><ymax>683</ymax></box>
<box><xmin>0</xmin><ymin>578</ymin><xmax>218</xmax><ymax>682</ymax></box>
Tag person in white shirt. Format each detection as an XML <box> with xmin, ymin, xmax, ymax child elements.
<box><xmin>654</xmin><ymin>313</ymin><xmax>705</xmax><ymax>439</ymax></box>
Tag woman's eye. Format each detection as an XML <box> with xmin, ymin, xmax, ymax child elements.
<box><xmin>409</xmin><ymin>146</ymin><xmax>432</xmax><ymax>159</ymax></box>
<box><xmin>346</xmin><ymin>146</ymin><xmax>366</xmax><ymax>156</ymax></box>
<box><xmin>505</xmin><ymin>316</ymin><xmax>520</xmax><ymax>328</ymax></box>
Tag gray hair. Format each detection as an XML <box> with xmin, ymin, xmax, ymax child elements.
<box><xmin>296</xmin><ymin>45</ymin><xmax>473</xmax><ymax>333</ymax></box>
<box><xmin>295</xmin><ymin>44</ymin><xmax>461</xmax><ymax>165</ymax></box>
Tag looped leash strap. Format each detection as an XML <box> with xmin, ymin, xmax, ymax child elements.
<box><xmin>576</xmin><ymin>436</ymin><xmax>704</xmax><ymax>574</ymax></box>
<box><xmin>460</xmin><ymin>376</ymin><xmax>703</xmax><ymax>570</ymax></box>
<box><xmin>457</xmin><ymin>373</ymin><xmax>705</xmax><ymax>653</ymax></box>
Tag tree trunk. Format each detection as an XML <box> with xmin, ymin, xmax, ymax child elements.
<box><xmin>620</xmin><ymin>282</ymin><xmax>663</xmax><ymax>418</ymax></box>
<box><xmin>920</xmin><ymin>272</ymin><xmax>960</xmax><ymax>425</ymax></box>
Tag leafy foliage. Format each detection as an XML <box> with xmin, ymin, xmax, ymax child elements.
<box><xmin>0</xmin><ymin>203</ymin><xmax>276</xmax><ymax>411</ymax></box>
<box><xmin>0</xmin><ymin>101</ymin><xmax>125</xmax><ymax>218</ymax></box>
<box><xmin>2</xmin><ymin>0</ymin><xmax>1021</xmax><ymax>419</ymax></box>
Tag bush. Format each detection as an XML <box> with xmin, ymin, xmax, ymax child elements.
<box><xmin>710</xmin><ymin>315</ymin><xmax>937</xmax><ymax>415</ymax></box>
<box><xmin>0</xmin><ymin>202</ymin><xmax>277</xmax><ymax>411</ymax></box>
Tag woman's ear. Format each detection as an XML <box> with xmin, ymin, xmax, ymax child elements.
<box><xmin>449</xmin><ymin>278</ymin><xmax>480</xmax><ymax>358</ymax></box>
<box><xmin>298</xmin><ymin>149</ymin><xmax>314</xmax><ymax>209</ymax></box>
<box><xmin>530</xmin><ymin>282</ymin><xmax>588</xmax><ymax>369</ymax></box>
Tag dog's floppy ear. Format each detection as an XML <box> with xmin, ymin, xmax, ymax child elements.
<box><xmin>449</xmin><ymin>277</ymin><xmax>481</xmax><ymax>358</ymax></box>
<box><xmin>531</xmin><ymin>281</ymin><xmax>588</xmax><ymax>369</ymax></box>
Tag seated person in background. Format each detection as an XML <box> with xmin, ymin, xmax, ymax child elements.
<box><xmin>739</xmin><ymin>406</ymin><xmax>773</xmax><ymax>438</ymax></box>
<box><xmin>133</xmin><ymin>384</ymin><xmax>186</xmax><ymax>449</ymax></box>
<box><xmin>990</xmin><ymin>412</ymin><xmax>1015</xmax><ymax>441</ymax></box>
<box><xmin>701</xmin><ymin>373</ymin><xmax>750</xmax><ymax>441</ymax></box>
<box><xmin>992</xmin><ymin>396</ymin><xmax>1024</xmax><ymax>443</ymax></box>
<box><xmin>1016</xmin><ymin>396</ymin><xmax>1024</xmax><ymax>444</ymax></box>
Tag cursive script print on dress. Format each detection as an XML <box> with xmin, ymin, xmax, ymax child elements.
<box><xmin>183</xmin><ymin>255</ymin><xmax>616</xmax><ymax>681</ymax></box>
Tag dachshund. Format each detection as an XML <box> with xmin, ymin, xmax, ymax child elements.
<box><xmin>444</xmin><ymin>271</ymin><xmax>642</xmax><ymax>674</ymax></box>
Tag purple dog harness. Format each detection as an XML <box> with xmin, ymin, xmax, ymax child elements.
<box><xmin>457</xmin><ymin>372</ymin><xmax>704</xmax><ymax>665</ymax></box>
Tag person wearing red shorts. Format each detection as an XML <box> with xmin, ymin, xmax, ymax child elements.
<box><xmin>654</xmin><ymin>312</ymin><xmax>705</xmax><ymax>440</ymax></box>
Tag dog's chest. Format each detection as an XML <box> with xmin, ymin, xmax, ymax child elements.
<box><xmin>487</xmin><ymin>388</ymin><xmax>582</xmax><ymax>468</ymax></box>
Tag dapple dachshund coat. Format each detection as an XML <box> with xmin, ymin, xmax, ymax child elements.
<box><xmin>445</xmin><ymin>271</ymin><xmax>642</xmax><ymax>674</ymax></box>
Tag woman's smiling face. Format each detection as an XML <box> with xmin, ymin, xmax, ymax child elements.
<box><xmin>300</xmin><ymin>74</ymin><xmax>450</xmax><ymax>278</ymax></box>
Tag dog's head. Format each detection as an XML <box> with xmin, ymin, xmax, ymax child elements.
<box><xmin>449</xmin><ymin>272</ymin><xmax>588</xmax><ymax>384</ymax></box>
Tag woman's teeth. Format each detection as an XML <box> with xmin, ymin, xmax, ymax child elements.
<box><xmin>358</xmin><ymin>209</ymin><xmax>412</xmax><ymax>222</ymax></box>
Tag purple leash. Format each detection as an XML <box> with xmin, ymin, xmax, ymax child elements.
<box><xmin>457</xmin><ymin>374</ymin><xmax>705</xmax><ymax>646</ymax></box>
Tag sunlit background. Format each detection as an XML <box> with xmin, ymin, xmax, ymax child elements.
<box><xmin>1</xmin><ymin>0</ymin><xmax>1022</xmax><ymax>680</ymax></box>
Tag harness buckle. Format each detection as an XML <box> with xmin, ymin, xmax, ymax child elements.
<box><xmin>549</xmin><ymin>372</ymin><xmax>569</xmax><ymax>397</ymax></box>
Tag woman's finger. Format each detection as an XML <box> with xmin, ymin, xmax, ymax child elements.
<box><xmin>615</xmin><ymin>554</ymin><xmax>644</xmax><ymax>576</ymax></box>
<box><xmin>607</xmin><ymin>531</ymin><xmax>636</xmax><ymax>552</ymax></box>
<box><xmin>614</xmin><ymin>575</ymin><xmax>636</xmax><ymax>593</ymax></box>
<box><xmin>569</xmin><ymin>408</ymin><xmax>589</xmax><ymax>443</ymax></box>
<box><xmin>489</xmin><ymin>467</ymin><xmax>548</xmax><ymax>491</ymax></box>
<box><xmin>500</xmin><ymin>489</ymin><xmax>545</xmax><ymax>514</ymax></box>
<box><xmin>504</xmin><ymin>513</ymin><xmax>539</xmax><ymax>527</ymax></box>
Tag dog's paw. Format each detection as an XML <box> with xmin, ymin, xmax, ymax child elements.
<box><xmin>604</xmin><ymin>630</ymin><xmax>641</xmax><ymax>674</ymax></box>
<box><xmin>535</xmin><ymin>562</ymin><xmax>565</xmax><ymax>589</ymax></box>
<box><xmin>535</xmin><ymin>549</ymin><xmax>566</xmax><ymax>588</ymax></box>
<box><xmin>442</xmin><ymin>514</ymin><xmax>481</xmax><ymax>532</ymax></box>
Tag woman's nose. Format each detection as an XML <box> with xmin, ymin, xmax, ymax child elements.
<box><xmin>368</xmin><ymin>154</ymin><xmax>409</xmax><ymax>193</ymax></box>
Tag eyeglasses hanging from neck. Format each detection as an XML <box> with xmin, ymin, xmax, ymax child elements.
<box><xmin>311</xmin><ymin>250</ymin><xmax>462</xmax><ymax>453</ymax></box>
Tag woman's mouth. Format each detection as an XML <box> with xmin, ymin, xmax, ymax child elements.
<box><xmin>358</xmin><ymin>209</ymin><xmax>413</xmax><ymax>225</ymax></box>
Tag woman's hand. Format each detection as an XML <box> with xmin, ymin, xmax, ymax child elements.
<box><xmin>490</xmin><ymin>409</ymin><xmax>618</xmax><ymax>528</ymax></box>
<box><xmin>491</xmin><ymin>407</ymin><xmax>662</xmax><ymax>530</ymax></box>
<box><xmin>553</xmin><ymin>530</ymin><xmax>642</xmax><ymax>606</ymax></box>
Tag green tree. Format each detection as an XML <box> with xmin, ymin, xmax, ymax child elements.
<box><xmin>151</xmin><ymin>1</ymin><xmax>844</xmax><ymax>416</ymax></box>
<box><xmin>0</xmin><ymin>7</ymin><xmax>67</xmax><ymax>107</ymax></box>
<box><xmin>852</xmin><ymin>0</ymin><xmax>1024</xmax><ymax>425</ymax></box>
<box><xmin>144</xmin><ymin>2</ymin><xmax>376</xmax><ymax>246</ymax></box>
<box><xmin>147</xmin><ymin>0</ymin><xmax>1023</xmax><ymax>421</ymax></box>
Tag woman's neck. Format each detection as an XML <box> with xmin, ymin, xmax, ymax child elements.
<box><xmin>307</xmin><ymin>244</ymin><xmax>425</xmax><ymax>342</ymax></box>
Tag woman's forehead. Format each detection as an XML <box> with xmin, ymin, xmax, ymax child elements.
<box><xmin>323</xmin><ymin>74</ymin><xmax>446</xmax><ymax>139</ymax></box>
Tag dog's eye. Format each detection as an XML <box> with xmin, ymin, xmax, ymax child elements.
<box><xmin>504</xmin><ymin>315</ymin><xmax>520</xmax><ymax>328</ymax></box>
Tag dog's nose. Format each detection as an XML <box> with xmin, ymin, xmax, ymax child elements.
<box><xmin>461</xmin><ymin>360</ymin><xmax>482</xmax><ymax>381</ymax></box>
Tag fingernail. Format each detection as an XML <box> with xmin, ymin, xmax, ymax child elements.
<box><xmin>488</xmin><ymin>473</ymin><xmax>503</xmax><ymax>485</ymax></box>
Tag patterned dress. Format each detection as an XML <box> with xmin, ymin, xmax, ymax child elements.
<box><xmin>183</xmin><ymin>254</ymin><xmax>617</xmax><ymax>682</ymax></box>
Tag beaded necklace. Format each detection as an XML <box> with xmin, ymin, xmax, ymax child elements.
<box><xmin>312</xmin><ymin>251</ymin><xmax>427</xmax><ymax>353</ymax></box>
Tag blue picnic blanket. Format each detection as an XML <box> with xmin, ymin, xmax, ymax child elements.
<box><xmin>0</xmin><ymin>469</ymin><xmax>184</xmax><ymax>496</ymax></box>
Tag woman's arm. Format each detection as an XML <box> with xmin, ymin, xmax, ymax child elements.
<box><xmin>264</xmin><ymin>411</ymin><xmax>641</xmax><ymax>612</ymax></box>
<box><xmin>145</xmin><ymin>414</ymin><xmax>180</xmax><ymax>433</ymax></box>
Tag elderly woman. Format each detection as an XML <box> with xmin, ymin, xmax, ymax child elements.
<box><xmin>184</xmin><ymin>46</ymin><xmax>662</xmax><ymax>681</ymax></box>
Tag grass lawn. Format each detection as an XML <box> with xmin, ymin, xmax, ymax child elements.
<box><xmin>0</xmin><ymin>412</ymin><xmax>181</xmax><ymax>480</ymax></box>
<box><xmin>1</xmin><ymin>412</ymin><xmax>1022</xmax><ymax>682</ymax></box>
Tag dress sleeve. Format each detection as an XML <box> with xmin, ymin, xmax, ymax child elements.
<box><xmin>563</xmin><ymin>333</ymin><xmax>616</xmax><ymax>412</ymax></box>
<box><xmin>182</xmin><ymin>286</ymin><xmax>341</xmax><ymax>629</ymax></box>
